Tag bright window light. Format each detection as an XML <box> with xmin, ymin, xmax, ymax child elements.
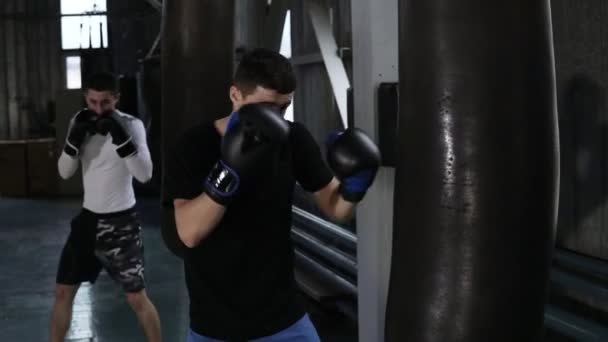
<box><xmin>66</xmin><ymin>56</ymin><xmax>82</xmax><ymax>89</ymax></box>
<box><xmin>279</xmin><ymin>11</ymin><xmax>292</xmax><ymax>59</ymax></box>
<box><xmin>61</xmin><ymin>0</ymin><xmax>107</xmax><ymax>15</ymax></box>
<box><xmin>61</xmin><ymin>15</ymin><xmax>108</xmax><ymax>49</ymax></box>
<box><xmin>284</xmin><ymin>97</ymin><xmax>294</xmax><ymax>122</ymax></box>
<box><xmin>279</xmin><ymin>10</ymin><xmax>293</xmax><ymax>121</ymax></box>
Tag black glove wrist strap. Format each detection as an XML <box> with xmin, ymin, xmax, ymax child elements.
<box><xmin>203</xmin><ymin>161</ymin><xmax>240</xmax><ymax>206</ymax></box>
<box><xmin>116</xmin><ymin>137</ymin><xmax>137</xmax><ymax>158</ymax></box>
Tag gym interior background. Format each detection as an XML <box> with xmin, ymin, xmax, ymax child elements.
<box><xmin>0</xmin><ymin>0</ymin><xmax>607</xmax><ymax>341</ymax></box>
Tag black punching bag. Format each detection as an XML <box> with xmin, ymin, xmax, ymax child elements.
<box><xmin>385</xmin><ymin>1</ymin><xmax>559</xmax><ymax>341</ymax></box>
<box><xmin>160</xmin><ymin>0</ymin><xmax>234</xmax><ymax>257</ymax></box>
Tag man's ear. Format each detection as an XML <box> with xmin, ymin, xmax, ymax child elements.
<box><xmin>229</xmin><ymin>85</ymin><xmax>242</xmax><ymax>103</ymax></box>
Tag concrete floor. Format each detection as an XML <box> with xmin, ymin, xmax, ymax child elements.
<box><xmin>0</xmin><ymin>197</ymin><xmax>356</xmax><ymax>342</ymax></box>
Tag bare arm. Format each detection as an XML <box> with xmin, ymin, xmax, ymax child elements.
<box><xmin>173</xmin><ymin>194</ymin><xmax>226</xmax><ymax>248</ymax></box>
<box><xmin>312</xmin><ymin>177</ymin><xmax>356</xmax><ymax>223</ymax></box>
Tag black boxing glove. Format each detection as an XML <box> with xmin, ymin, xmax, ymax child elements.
<box><xmin>96</xmin><ymin>111</ymin><xmax>138</xmax><ymax>158</ymax></box>
<box><xmin>64</xmin><ymin>109</ymin><xmax>97</xmax><ymax>157</ymax></box>
<box><xmin>204</xmin><ymin>103</ymin><xmax>290</xmax><ymax>206</ymax></box>
<box><xmin>326</xmin><ymin>127</ymin><xmax>381</xmax><ymax>202</ymax></box>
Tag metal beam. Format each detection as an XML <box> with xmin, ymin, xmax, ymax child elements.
<box><xmin>295</xmin><ymin>249</ymin><xmax>357</xmax><ymax>296</ymax></box>
<box><xmin>306</xmin><ymin>0</ymin><xmax>350</xmax><ymax>128</ymax></box>
<box><xmin>292</xmin><ymin>206</ymin><xmax>357</xmax><ymax>247</ymax></box>
<box><xmin>292</xmin><ymin>227</ymin><xmax>358</xmax><ymax>275</ymax></box>
<box><xmin>146</xmin><ymin>31</ymin><xmax>161</xmax><ymax>59</ymax></box>
<box><xmin>290</xmin><ymin>53</ymin><xmax>324</xmax><ymax>66</ymax></box>
<box><xmin>144</xmin><ymin>0</ymin><xmax>162</xmax><ymax>12</ymax></box>
<box><xmin>554</xmin><ymin>249</ymin><xmax>608</xmax><ymax>281</ymax></box>
<box><xmin>545</xmin><ymin>305</ymin><xmax>608</xmax><ymax>341</ymax></box>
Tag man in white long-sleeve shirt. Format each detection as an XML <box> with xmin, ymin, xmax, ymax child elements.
<box><xmin>50</xmin><ymin>72</ymin><xmax>161</xmax><ymax>342</ymax></box>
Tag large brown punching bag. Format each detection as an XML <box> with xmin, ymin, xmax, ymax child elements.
<box><xmin>160</xmin><ymin>0</ymin><xmax>234</xmax><ymax>257</ymax></box>
<box><xmin>385</xmin><ymin>1</ymin><xmax>559</xmax><ymax>341</ymax></box>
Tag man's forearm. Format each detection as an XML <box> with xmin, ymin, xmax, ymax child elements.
<box><xmin>125</xmin><ymin>149</ymin><xmax>153</xmax><ymax>183</ymax></box>
<box><xmin>315</xmin><ymin>178</ymin><xmax>356</xmax><ymax>223</ymax></box>
<box><xmin>328</xmin><ymin>187</ymin><xmax>356</xmax><ymax>222</ymax></box>
<box><xmin>57</xmin><ymin>151</ymin><xmax>79</xmax><ymax>179</ymax></box>
<box><xmin>174</xmin><ymin>194</ymin><xmax>226</xmax><ymax>248</ymax></box>
<box><xmin>333</xmin><ymin>193</ymin><xmax>356</xmax><ymax>222</ymax></box>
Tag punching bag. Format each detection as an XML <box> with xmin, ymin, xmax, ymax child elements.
<box><xmin>385</xmin><ymin>1</ymin><xmax>559</xmax><ymax>341</ymax></box>
<box><xmin>160</xmin><ymin>0</ymin><xmax>235</xmax><ymax>257</ymax></box>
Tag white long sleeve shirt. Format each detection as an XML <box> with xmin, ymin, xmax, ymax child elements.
<box><xmin>58</xmin><ymin>110</ymin><xmax>153</xmax><ymax>214</ymax></box>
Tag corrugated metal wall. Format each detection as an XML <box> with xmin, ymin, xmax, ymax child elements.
<box><xmin>552</xmin><ymin>0</ymin><xmax>608</xmax><ymax>260</ymax></box>
<box><xmin>291</xmin><ymin>0</ymin><xmax>349</xmax><ymax>147</ymax></box>
<box><xmin>290</xmin><ymin>0</ymin><xmax>354</xmax><ymax>226</ymax></box>
<box><xmin>0</xmin><ymin>0</ymin><xmax>62</xmax><ymax>140</ymax></box>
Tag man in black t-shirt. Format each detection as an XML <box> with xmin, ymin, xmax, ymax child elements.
<box><xmin>163</xmin><ymin>48</ymin><xmax>380</xmax><ymax>341</ymax></box>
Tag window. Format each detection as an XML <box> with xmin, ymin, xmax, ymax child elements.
<box><xmin>65</xmin><ymin>56</ymin><xmax>82</xmax><ymax>89</ymax></box>
<box><xmin>280</xmin><ymin>11</ymin><xmax>294</xmax><ymax>121</ymax></box>
<box><xmin>60</xmin><ymin>0</ymin><xmax>108</xmax><ymax>50</ymax></box>
<box><xmin>61</xmin><ymin>1</ymin><xmax>107</xmax><ymax>89</ymax></box>
<box><xmin>61</xmin><ymin>0</ymin><xmax>107</xmax><ymax>14</ymax></box>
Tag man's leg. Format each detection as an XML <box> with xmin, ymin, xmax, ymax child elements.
<box><xmin>126</xmin><ymin>289</ymin><xmax>162</xmax><ymax>342</ymax></box>
<box><xmin>51</xmin><ymin>211</ymin><xmax>100</xmax><ymax>342</ymax></box>
<box><xmin>96</xmin><ymin>211</ymin><xmax>161</xmax><ymax>341</ymax></box>
<box><xmin>49</xmin><ymin>283</ymin><xmax>80</xmax><ymax>342</ymax></box>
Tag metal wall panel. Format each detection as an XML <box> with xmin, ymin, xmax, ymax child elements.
<box><xmin>552</xmin><ymin>0</ymin><xmax>608</xmax><ymax>261</ymax></box>
<box><xmin>0</xmin><ymin>0</ymin><xmax>62</xmax><ymax>140</ymax></box>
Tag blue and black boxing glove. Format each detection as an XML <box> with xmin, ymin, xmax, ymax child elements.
<box><xmin>204</xmin><ymin>103</ymin><xmax>290</xmax><ymax>206</ymax></box>
<box><xmin>326</xmin><ymin>128</ymin><xmax>381</xmax><ymax>203</ymax></box>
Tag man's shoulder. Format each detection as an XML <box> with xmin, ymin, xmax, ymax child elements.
<box><xmin>287</xmin><ymin>121</ymin><xmax>318</xmax><ymax>147</ymax></box>
<box><xmin>287</xmin><ymin>120</ymin><xmax>306</xmax><ymax>132</ymax></box>
<box><xmin>115</xmin><ymin>111</ymin><xmax>141</xmax><ymax>124</ymax></box>
<box><xmin>287</xmin><ymin>121</ymin><xmax>307</xmax><ymax>140</ymax></box>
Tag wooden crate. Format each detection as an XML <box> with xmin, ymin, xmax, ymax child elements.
<box><xmin>0</xmin><ymin>138</ymin><xmax>58</xmax><ymax>197</ymax></box>
<box><xmin>0</xmin><ymin>140</ymin><xmax>28</xmax><ymax>196</ymax></box>
<box><xmin>27</xmin><ymin>138</ymin><xmax>58</xmax><ymax>196</ymax></box>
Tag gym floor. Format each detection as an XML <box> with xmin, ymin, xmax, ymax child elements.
<box><xmin>0</xmin><ymin>197</ymin><xmax>357</xmax><ymax>342</ymax></box>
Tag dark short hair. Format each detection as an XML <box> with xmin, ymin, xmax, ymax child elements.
<box><xmin>84</xmin><ymin>71</ymin><xmax>119</xmax><ymax>93</ymax></box>
<box><xmin>234</xmin><ymin>48</ymin><xmax>296</xmax><ymax>95</ymax></box>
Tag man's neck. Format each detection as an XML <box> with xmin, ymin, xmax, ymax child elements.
<box><xmin>214</xmin><ymin>114</ymin><xmax>232</xmax><ymax>136</ymax></box>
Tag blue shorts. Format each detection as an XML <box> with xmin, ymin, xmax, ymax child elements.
<box><xmin>186</xmin><ymin>314</ymin><xmax>320</xmax><ymax>342</ymax></box>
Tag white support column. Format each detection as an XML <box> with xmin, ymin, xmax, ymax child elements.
<box><xmin>351</xmin><ymin>0</ymin><xmax>399</xmax><ymax>341</ymax></box>
<box><xmin>306</xmin><ymin>0</ymin><xmax>351</xmax><ymax>128</ymax></box>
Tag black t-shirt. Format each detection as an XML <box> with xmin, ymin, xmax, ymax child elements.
<box><xmin>163</xmin><ymin>121</ymin><xmax>333</xmax><ymax>340</ymax></box>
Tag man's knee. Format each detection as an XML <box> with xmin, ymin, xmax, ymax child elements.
<box><xmin>126</xmin><ymin>289</ymin><xmax>149</xmax><ymax>312</ymax></box>
<box><xmin>54</xmin><ymin>284</ymin><xmax>79</xmax><ymax>305</ymax></box>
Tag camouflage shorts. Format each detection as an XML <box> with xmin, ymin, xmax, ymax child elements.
<box><xmin>56</xmin><ymin>208</ymin><xmax>145</xmax><ymax>292</ymax></box>
<box><xmin>94</xmin><ymin>211</ymin><xmax>145</xmax><ymax>292</ymax></box>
